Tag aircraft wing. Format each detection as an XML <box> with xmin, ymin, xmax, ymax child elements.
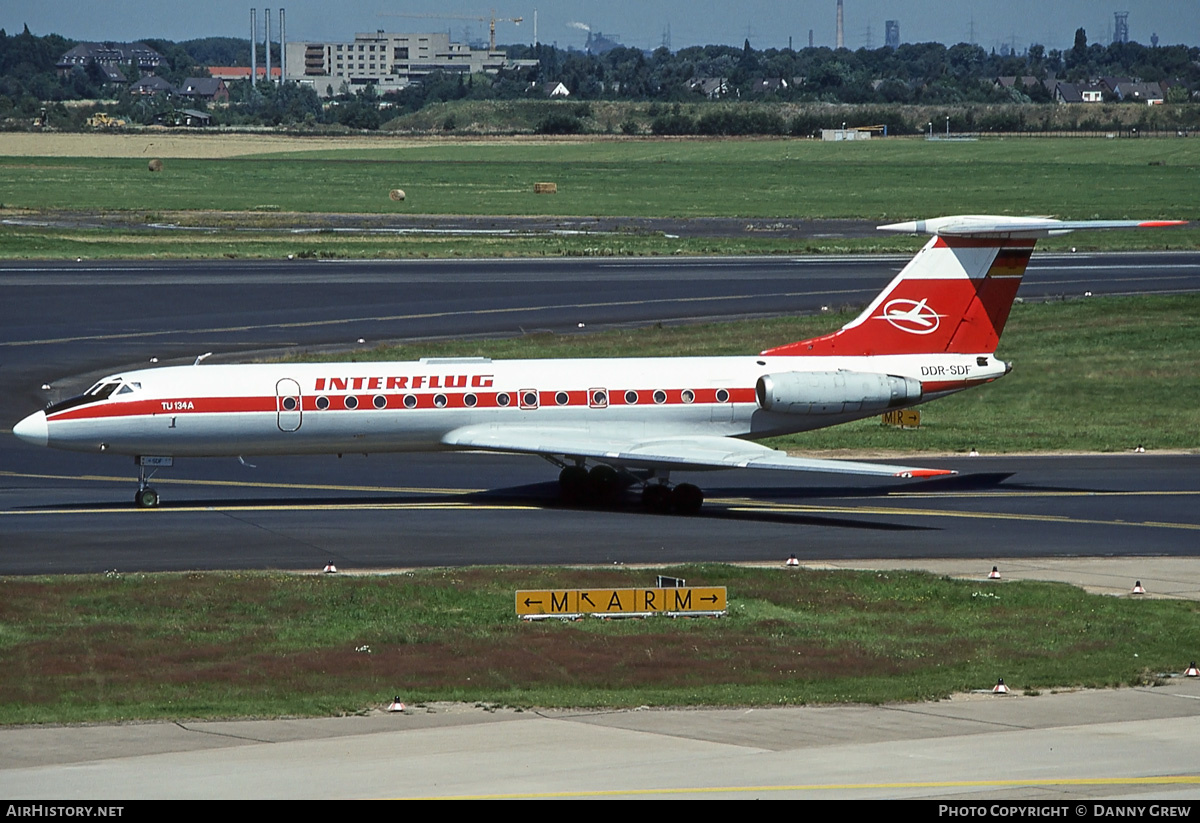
<box><xmin>441</xmin><ymin>425</ymin><xmax>954</xmax><ymax>479</ymax></box>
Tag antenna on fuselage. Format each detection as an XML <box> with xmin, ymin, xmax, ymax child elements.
<box><xmin>193</xmin><ymin>352</ymin><xmax>213</xmax><ymax>366</ymax></box>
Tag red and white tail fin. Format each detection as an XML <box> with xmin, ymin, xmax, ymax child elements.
<box><xmin>763</xmin><ymin>216</ymin><xmax>1186</xmax><ymax>358</ymax></box>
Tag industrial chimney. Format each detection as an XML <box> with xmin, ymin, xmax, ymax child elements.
<box><xmin>250</xmin><ymin>8</ymin><xmax>257</xmax><ymax>86</ymax></box>
<box><xmin>265</xmin><ymin>8</ymin><xmax>272</xmax><ymax>84</ymax></box>
<box><xmin>279</xmin><ymin>8</ymin><xmax>286</xmax><ymax>83</ymax></box>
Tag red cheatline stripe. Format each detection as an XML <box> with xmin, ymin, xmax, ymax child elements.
<box><xmin>47</xmin><ymin>387</ymin><xmax>760</xmax><ymax>421</ymax></box>
<box><xmin>49</xmin><ymin>397</ymin><xmax>273</xmax><ymax>421</ymax></box>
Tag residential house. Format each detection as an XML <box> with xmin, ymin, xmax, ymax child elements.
<box><xmin>526</xmin><ymin>81</ymin><xmax>570</xmax><ymax>97</ymax></box>
<box><xmin>749</xmin><ymin>78</ymin><xmax>789</xmax><ymax>95</ymax></box>
<box><xmin>130</xmin><ymin>75</ymin><xmax>173</xmax><ymax>96</ymax></box>
<box><xmin>688</xmin><ymin>77</ymin><xmax>729</xmax><ymax>99</ymax></box>
<box><xmin>1053</xmin><ymin>81</ymin><xmax>1104</xmax><ymax>104</ymax></box>
<box><xmin>176</xmin><ymin>78</ymin><xmax>230</xmax><ymax>104</ymax></box>
<box><xmin>994</xmin><ymin>76</ymin><xmax>1041</xmax><ymax>93</ymax></box>
<box><xmin>1113</xmin><ymin>81</ymin><xmax>1164</xmax><ymax>104</ymax></box>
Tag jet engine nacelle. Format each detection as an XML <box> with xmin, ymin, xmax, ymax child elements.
<box><xmin>755</xmin><ymin>370</ymin><xmax>922</xmax><ymax>415</ymax></box>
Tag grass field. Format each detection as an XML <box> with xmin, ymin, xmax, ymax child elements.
<box><xmin>1</xmin><ymin>136</ymin><xmax>1196</xmax><ymax>221</ymax></box>
<box><xmin>2</xmin><ymin>565</ymin><xmax>1196</xmax><ymax>724</ymax></box>
<box><xmin>0</xmin><ymin>224</ymin><xmax>937</xmax><ymax>260</ymax></box>
<box><xmin>2</xmin><ymin>136</ymin><xmax>1198</xmax><ymax>258</ymax></box>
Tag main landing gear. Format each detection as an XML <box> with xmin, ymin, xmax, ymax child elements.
<box><xmin>557</xmin><ymin>464</ymin><xmax>704</xmax><ymax>515</ymax></box>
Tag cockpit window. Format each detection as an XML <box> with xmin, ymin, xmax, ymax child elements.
<box><xmin>85</xmin><ymin>380</ymin><xmax>121</xmax><ymax>399</ymax></box>
<box><xmin>46</xmin><ymin>378</ymin><xmax>129</xmax><ymax>415</ymax></box>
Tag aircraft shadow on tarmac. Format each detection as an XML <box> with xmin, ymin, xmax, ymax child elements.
<box><xmin>30</xmin><ymin>468</ymin><xmax>1152</xmax><ymax>536</ymax></box>
<box><xmin>16</xmin><ymin>477</ymin><xmax>1038</xmax><ymax>532</ymax></box>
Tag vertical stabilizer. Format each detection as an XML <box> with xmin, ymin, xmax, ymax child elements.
<box><xmin>763</xmin><ymin>215</ymin><xmax>1186</xmax><ymax>359</ymax></box>
<box><xmin>764</xmin><ymin>234</ymin><xmax>1033</xmax><ymax>357</ymax></box>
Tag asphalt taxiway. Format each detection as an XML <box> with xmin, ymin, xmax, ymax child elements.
<box><xmin>2</xmin><ymin>253</ymin><xmax>1198</xmax><ymax>573</ymax></box>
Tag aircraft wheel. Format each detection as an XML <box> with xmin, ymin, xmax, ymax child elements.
<box><xmin>642</xmin><ymin>484</ymin><xmax>673</xmax><ymax>513</ymax></box>
<box><xmin>135</xmin><ymin>487</ymin><xmax>160</xmax><ymax>509</ymax></box>
<box><xmin>556</xmin><ymin>467</ymin><xmax>590</xmax><ymax>506</ymax></box>
<box><xmin>588</xmin><ymin>465</ymin><xmax>622</xmax><ymax>503</ymax></box>
<box><xmin>671</xmin><ymin>483</ymin><xmax>703</xmax><ymax>515</ymax></box>
<box><xmin>559</xmin><ymin>466</ymin><xmax>590</xmax><ymax>504</ymax></box>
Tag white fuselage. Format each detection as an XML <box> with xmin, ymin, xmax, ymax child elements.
<box><xmin>23</xmin><ymin>351</ymin><xmax>1004</xmax><ymax>458</ymax></box>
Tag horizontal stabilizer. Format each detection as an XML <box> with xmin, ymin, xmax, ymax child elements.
<box><xmin>879</xmin><ymin>215</ymin><xmax>1187</xmax><ymax>238</ymax></box>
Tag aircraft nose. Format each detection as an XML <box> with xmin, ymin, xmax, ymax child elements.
<box><xmin>13</xmin><ymin>410</ymin><xmax>48</xmax><ymax>447</ymax></box>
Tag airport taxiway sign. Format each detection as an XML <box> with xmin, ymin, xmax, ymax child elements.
<box><xmin>516</xmin><ymin>587</ymin><xmax>726</xmax><ymax>617</ymax></box>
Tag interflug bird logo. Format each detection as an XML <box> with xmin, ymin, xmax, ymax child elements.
<box><xmin>876</xmin><ymin>298</ymin><xmax>943</xmax><ymax>335</ymax></box>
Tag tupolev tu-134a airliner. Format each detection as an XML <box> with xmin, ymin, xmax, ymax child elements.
<box><xmin>12</xmin><ymin>215</ymin><xmax>1185</xmax><ymax>512</ymax></box>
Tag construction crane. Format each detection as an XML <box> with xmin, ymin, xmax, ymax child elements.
<box><xmin>378</xmin><ymin>11</ymin><xmax>523</xmax><ymax>51</ymax></box>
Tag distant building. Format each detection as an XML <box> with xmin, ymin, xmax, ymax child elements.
<box><xmin>130</xmin><ymin>76</ymin><xmax>174</xmax><ymax>96</ymax></box>
<box><xmin>1053</xmin><ymin>81</ymin><xmax>1104</xmax><ymax>104</ymax></box>
<box><xmin>208</xmin><ymin>66</ymin><xmax>282</xmax><ymax>82</ymax></box>
<box><xmin>822</xmin><ymin>128</ymin><xmax>871</xmax><ymax>141</ymax></box>
<box><xmin>885</xmin><ymin>20</ymin><xmax>900</xmax><ymax>50</ymax></box>
<box><xmin>176</xmin><ymin>77</ymin><xmax>230</xmax><ymax>104</ymax></box>
<box><xmin>284</xmin><ymin>31</ymin><xmax>536</xmax><ymax>97</ymax></box>
<box><xmin>1115</xmin><ymin>81</ymin><xmax>1164</xmax><ymax>104</ymax></box>
<box><xmin>583</xmin><ymin>30</ymin><xmax>623</xmax><ymax>54</ymax></box>
<box><xmin>750</xmin><ymin>78</ymin><xmax>789</xmax><ymax>95</ymax></box>
<box><xmin>1113</xmin><ymin>12</ymin><xmax>1129</xmax><ymax>45</ymax></box>
<box><xmin>689</xmin><ymin>77</ymin><xmax>729</xmax><ymax>99</ymax></box>
<box><xmin>1101</xmin><ymin>77</ymin><xmax>1164</xmax><ymax>104</ymax></box>
<box><xmin>994</xmin><ymin>76</ymin><xmax>1041</xmax><ymax>92</ymax></box>
<box><xmin>154</xmin><ymin>108</ymin><xmax>212</xmax><ymax>127</ymax></box>
<box><xmin>56</xmin><ymin>42</ymin><xmax>164</xmax><ymax>76</ymax></box>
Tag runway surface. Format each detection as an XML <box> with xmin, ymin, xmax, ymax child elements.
<box><xmin>3</xmin><ymin>252</ymin><xmax>1199</xmax><ymax>574</ymax></box>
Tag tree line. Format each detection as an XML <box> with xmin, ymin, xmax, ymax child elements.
<box><xmin>2</xmin><ymin>24</ymin><xmax>1197</xmax><ymax>131</ymax></box>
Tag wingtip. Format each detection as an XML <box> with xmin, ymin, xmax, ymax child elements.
<box><xmin>1137</xmin><ymin>220</ymin><xmax>1189</xmax><ymax>228</ymax></box>
<box><xmin>896</xmin><ymin>468</ymin><xmax>958</xmax><ymax>478</ymax></box>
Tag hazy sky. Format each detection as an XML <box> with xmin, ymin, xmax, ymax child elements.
<box><xmin>4</xmin><ymin>1</ymin><xmax>1196</xmax><ymax>54</ymax></box>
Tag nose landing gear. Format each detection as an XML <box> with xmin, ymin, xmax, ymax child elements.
<box><xmin>133</xmin><ymin>456</ymin><xmax>172</xmax><ymax>508</ymax></box>
<box><xmin>135</xmin><ymin>486</ymin><xmax>160</xmax><ymax>508</ymax></box>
